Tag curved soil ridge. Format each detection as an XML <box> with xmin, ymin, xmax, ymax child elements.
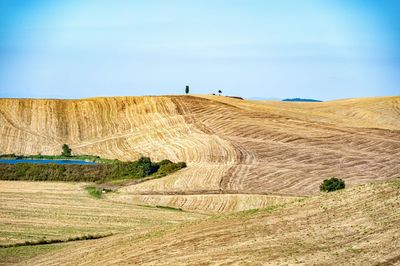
<box><xmin>0</xmin><ymin>95</ymin><xmax>399</xmax><ymax>203</ymax></box>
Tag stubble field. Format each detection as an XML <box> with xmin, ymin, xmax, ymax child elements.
<box><xmin>0</xmin><ymin>95</ymin><xmax>399</xmax><ymax>264</ymax></box>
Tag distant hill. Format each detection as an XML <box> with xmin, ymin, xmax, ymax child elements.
<box><xmin>282</xmin><ymin>98</ymin><xmax>322</xmax><ymax>102</ymax></box>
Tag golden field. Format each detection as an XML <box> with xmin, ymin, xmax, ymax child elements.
<box><xmin>0</xmin><ymin>181</ymin><xmax>204</xmax><ymax>264</ymax></box>
<box><xmin>20</xmin><ymin>181</ymin><xmax>400</xmax><ymax>265</ymax></box>
<box><xmin>0</xmin><ymin>181</ymin><xmax>203</xmax><ymax>246</ymax></box>
<box><xmin>0</xmin><ymin>95</ymin><xmax>399</xmax><ymax>264</ymax></box>
<box><xmin>1</xmin><ymin>96</ymin><xmax>399</xmax><ymax>198</ymax></box>
<box><xmin>0</xmin><ymin>181</ymin><xmax>399</xmax><ymax>265</ymax></box>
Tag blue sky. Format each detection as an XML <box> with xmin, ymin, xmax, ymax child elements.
<box><xmin>0</xmin><ymin>0</ymin><xmax>399</xmax><ymax>100</ymax></box>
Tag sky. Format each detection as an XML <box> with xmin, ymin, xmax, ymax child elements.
<box><xmin>0</xmin><ymin>0</ymin><xmax>399</xmax><ymax>100</ymax></box>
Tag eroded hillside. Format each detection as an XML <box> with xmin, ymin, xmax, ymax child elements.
<box><xmin>1</xmin><ymin>96</ymin><xmax>399</xmax><ymax>203</ymax></box>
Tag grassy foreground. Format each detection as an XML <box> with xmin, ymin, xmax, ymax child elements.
<box><xmin>0</xmin><ymin>181</ymin><xmax>205</xmax><ymax>264</ymax></box>
<box><xmin>0</xmin><ymin>180</ymin><xmax>399</xmax><ymax>265</ymax></box>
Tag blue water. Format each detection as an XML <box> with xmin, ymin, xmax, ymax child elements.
<box><xmin>0</xmin><ymin>159</ymin><xmax>96</xmax><ymax>165</ymax></box>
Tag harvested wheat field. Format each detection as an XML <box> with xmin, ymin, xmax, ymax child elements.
<box><xmin>19</xmin><ymin>181</ymin><xmax>400</xmax><ymax>265</ymax></box>
<box><xmin>0</xmin><ymin>181</ymin><xmax>204</xmax><ymax>264</ymax></box>
<box><xmin>0</xmin><ymin>95</ymin><xmax>399</xmax><ymax>265</ymax></box>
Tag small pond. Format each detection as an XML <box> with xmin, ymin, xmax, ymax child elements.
<box><xmin>0</xmin><ymin>159</ymin><xmax>97</xmax><ymax>165</ymax></box>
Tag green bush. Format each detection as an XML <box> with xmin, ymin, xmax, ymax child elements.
<box><xmin>320</xmin><ymin>177</ymin><xmax>345</xmax><ymax>192</ymax></box>
<box><xmin>157</xmin><ymin>161</ymin><xmax>186</xmax><ymax>176</ymax></box>
<box><xmin>158</xmin><ymin>159</ymin><xmax>173</xmax><ymax>165</ymax></box>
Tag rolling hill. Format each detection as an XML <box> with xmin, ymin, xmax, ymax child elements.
<box><xmin>0</xmin><ymin>95</ymin><xmax>399</xmax><ymax>212</ymax></box>
<box><xmin>1</xmin><ymin>95</ymin><xmax>399</xmax><ymax>265</ymax></box>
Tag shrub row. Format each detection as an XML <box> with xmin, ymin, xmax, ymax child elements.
<box><xmin>0</xmin><ymin>157</ymin><xmax>186</xmax><ymax>182</ymax></box>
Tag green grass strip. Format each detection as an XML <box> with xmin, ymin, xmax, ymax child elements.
<box><xmin>0</xmin><ymin>234</ymin><xmax>112</xmax><ymax>248</ymax></box>
<box><xmin>85</xmin><ymin>186</ymin><xmax>103</xmax><ymax>199</ymax></box>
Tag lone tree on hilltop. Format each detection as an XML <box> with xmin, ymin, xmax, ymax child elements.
<box><xmin>320</xmin><ymin>177</ymin><xmax>345</xmax><ymax>192</ymax></box>
<box><xmin>185</xmin><ymin>85</ymin><xmax>189</xmax><ymax>95</ymax></box>
<box><xmin>218</xmin><ymin>89</ymin><xmax>222</xmax><ymax>95</ymax></box>
<box><xmin>62</xmin><ymin>144</ymin><xmax>72</xmax><ymax>157</ymax></box>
